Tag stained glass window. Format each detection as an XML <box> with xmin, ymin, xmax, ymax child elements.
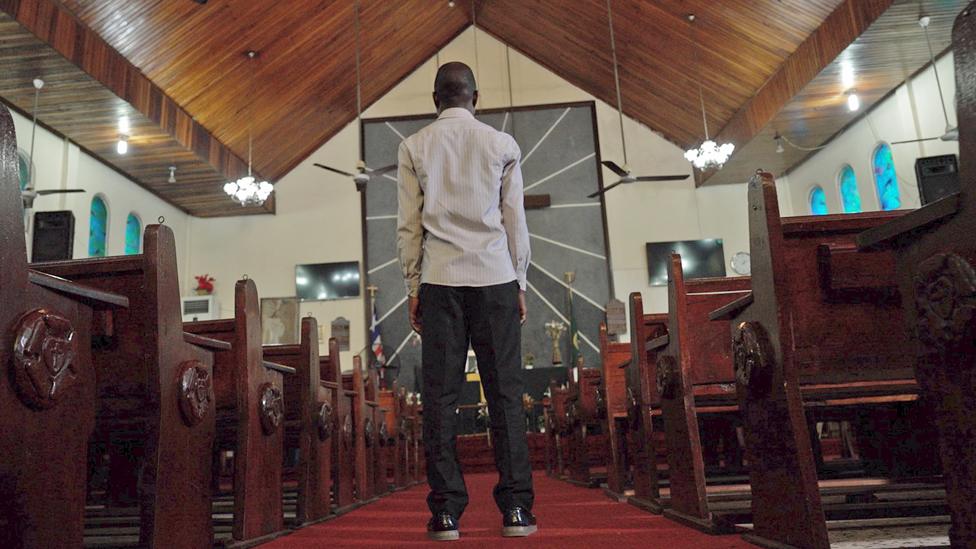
<box><xmin>873</xmin><ymin>143</ymin><xmax>900</xmax><ymax>210</ymax></box>
<box><xmin>88</xmin><ymin>196</ymin><xmax>108</xmax><ymax>257</ymax></box>
<box><xmin>125</xmin><ymin>213</ymin><xmax>141</xmax><ymax>255</ymax></box>
<box><xmin>838</xmin><ymin>165</ymin><xmax>861</xmax><ymax>213</ymax></box>
<box><xmin>809</xmin><ymin>186</ymin><xmax>828</xmax><ymax>215</ymax></box>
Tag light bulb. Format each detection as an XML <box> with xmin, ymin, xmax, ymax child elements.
<box><xmin>117</xmin><ymin>138</ymin><xmax>128</xmax><ymax>155</ymax></box>
<box><xmin>118</xmin><ymin>116</ymin><xmax>130</xmax><ymax>134</ymax></box>
<box><xmin>841</xmin><ymin>62</ymin><xmax>855</xmax><ymax>90</ymax></box>
<box><xmin>847</xmin><ymin>92</ymin><xmax>860</xmax><ymax>112</ymax></box>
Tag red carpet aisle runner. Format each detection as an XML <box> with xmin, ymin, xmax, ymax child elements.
<box><xmin>260</xmin><ymin>472</ymin><xmax>757</xmax><ymax>548</ymax></box>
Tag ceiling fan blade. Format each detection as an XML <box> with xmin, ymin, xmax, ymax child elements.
<box><xmin>587</xmin><ymin>179</ymin><xmax>625</xmax><ymax>198</ymax></box>
<box><xmin>601</xmin><ymin>160</ymin><xmax>628</xmax><ymax>177</ymax></box>
<box><xmin>891</xmin><ymin>137</ymin><xmax>940</xmax><ymax>145</ymax></box>
<box><xmin>633</xmin><ymin>174</ymin><xmax>690</xmax><ymax>182</ymax></box>
<box><xmin>313</xmin><ymin>163</ymin><xmax>355</xmax><ymax>178</ymax></box>
<box><xmin>366</xmin><ymin>164</ymin><xmax>397</xmax><ymax>176</ymax></box>
<box><xmin>35</xmin><ymin>189</ymin><xmax>86</xmax><ymax>196</ymax></box>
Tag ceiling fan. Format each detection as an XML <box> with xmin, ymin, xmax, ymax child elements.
<box><xmin>587</xmin><ymin>0</ymin><xmax>688</xmax><ymax>199</ymax></box>
<box><xmin>313</xmin><ymin>0</ymin><xmax>395</xmax><ymax>192</ymax></box>
<box><xmin>892</xmin><ymin>16</ymin><xmax>958</xmax><ymax>146</ymax></box>
<box><xmin>20</xmin><ymin>78</ymin><xmax>86</xmax><ymax>225</ymax></box>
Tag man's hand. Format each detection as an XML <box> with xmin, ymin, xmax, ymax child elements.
<box><xmin>518</xmin><ymin>290</ymin><xmax>527</xmax><ymax>325</ymax></box>
<box><xmin>409</xmin><ymin>295</ymin><xmax>422</xmax><ymax>334</ymax></box>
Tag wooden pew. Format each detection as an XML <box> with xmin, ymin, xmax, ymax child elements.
<box><xmin>344</xmin><ymin>357</ymin><xmax>375</xmax><ymax>502</ymax></box>
<box><xmin>263</xmin><ymin>317</ymin><xmax>334</xmax><ymax>527</ymax></box>
<box><xmin>35</xmin><ymin>224</ymin><xmax>224</xmax><ymax>549</ymax></box>
<box><xmin>320</xmin><ymin>345</ymin><xmax>359</xmax><ymax>513</ymax></box>
<box><xmin>854</xmin><ymin>8</ymin><xmax>976</xmax><ymax>545</ymax></box>
<box><xmin>377</xmin><ymin>383</ymin><xmax>402</xmax><ymax>490</ymax></box>
<box><xmin>363</xmin><ymin>363</ymin><xmax>391</xmax><ymax>497</ymax></box>
<box><xmin>599</xmin><ymin>323</ymin><xmax>634</xmax><ymax>500</ymax></box>
<box><xmin>625</xmin><ymin>294</ymin><xmax>668</xmax><ymax>513</ymax></box>
<box><xmin>564</xmin><ymin>365</ymin><xmax>607</xmax><ymax>487</ymax></box>
<box><xmin>184</xmin><ymin>279</ymin><xmax>295</xmax><ymax>547</ymax></box>
<box><xmin>0</xmin><ymin>103</ymin><xmax>132</xmax><ymax>549</ymax></box>
<box><xmin>716</xmin><ymin>171</ymin><xmax>942</xmax><ymax>549</ymax></box>
<box><xmin>655</xmin><ymin>254</ymin><xmax>750</xmax><ymax>533</ymax></box>
<box><xmin>545</xmin><ymin>380</ymin><xmax>572</xmax><ymax>478</ymax></box>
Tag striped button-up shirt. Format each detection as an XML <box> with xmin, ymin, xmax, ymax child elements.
<box><xmin>396</xmin><ymin>107</ymin><xmax>530</xmax><ymax>297</ymax></box>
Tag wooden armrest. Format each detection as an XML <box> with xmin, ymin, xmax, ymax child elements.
<box><xmin>646</xmin><ymin>334</ymin><xmax>669</xmax><ymax>352</ymax></box>
<box><xmin>708</xmin><ymin>292</ymin><xmax>753</xmax><ymax>321</ymax></box>
<box><xmin>263</xmin><ymin>344</ymin><xmax>300</xmax><ymax>357</ymax></box>
<box><xmin>857</xmin><ymin>194</ymin><xmax>960</xmax><ymax>250</ymax></box>
<box><xmin>618</xmin><ymin>358</ymin><xmax>631</xmax><ymax>369</ymax></box>
<box><xmin>322</xmin><ymin>381</ymin><xmax>340</xmax><ymax>390</ymax></box>
<box><xmin>263</xmin><ymin>360</ymin><xmax>297</xmax><ymax>375</ymax></box>
<box><xmin>28</xmin><ymin>270</ymin><xmax>129</xmax><ymax>309</ymax></box>
<box><xmin>343</xmin><ymin>389</ymin><xmax>358</xmax><ymax>397</ymax></box>
<box><xmin>183</xmin><ymin>332</ymin><xmax>232</xmax><ymax>351</ymax></box>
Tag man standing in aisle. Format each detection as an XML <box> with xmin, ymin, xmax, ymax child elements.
<box><xmin>396</xmin><ymin>61</ymin><xmax>535</xmax><ymax>541</ymax></box>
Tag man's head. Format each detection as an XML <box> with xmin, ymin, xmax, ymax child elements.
<box><xmin>433</xmin><ymin>62</ymin><xmax>478</xmax><ymax>114</ymax></box>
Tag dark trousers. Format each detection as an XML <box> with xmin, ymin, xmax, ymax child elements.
<box><xmin>420</xmin><ymin>282</ymin><xmax>534</xmax><ymax>519</ymax></box>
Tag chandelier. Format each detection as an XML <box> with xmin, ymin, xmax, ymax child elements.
<box><xmin>224</xmin><ymin>51</ymin><xmax>274</xmax><ymax>206</ymax></box>
<box><xmin>684</xmin><ymin>14</ymin><xmax>734</xmax><ymax>170</ymax></box>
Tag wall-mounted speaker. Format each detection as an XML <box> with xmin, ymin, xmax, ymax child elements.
<box><xmin>915</xmin><ymin>154</ymin><xmax>960</xmax><ymax>206</ymax></box>
<box><xmin>32</xmin><ymin>210</ymin><xmax>75</xmax><ymax>262</ymax></box>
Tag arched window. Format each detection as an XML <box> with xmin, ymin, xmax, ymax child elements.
<box><xmin>838</xmin><ymin>165</ymin><xmax>861</xmax><ymax>213</ymax></box>
<box><xmin>809</xmin><ymin>186</ymin><xmax>828</xmax><ymax>215</ymax></box>
<box><xmin>88</xmin><ymin>195</ymin><xmax>108</xmax><ymax>257</ymax></box>
<box><xmin>124</xmin><ymin>213</ymin><xmax>141</xmax><ymax>255</ymax></box>
<box><xmin>873</xmin><ymin>143</ymin><xmax>900</xmax><ymax>210</ymax></box>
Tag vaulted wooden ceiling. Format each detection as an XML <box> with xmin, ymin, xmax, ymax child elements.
<box><xmin>0</xmin><ymin>0</ymin><xmax>954</xmax><ymax>216</ymax></box>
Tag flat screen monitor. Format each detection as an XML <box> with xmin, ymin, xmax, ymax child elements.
<box><xmin>295</xmin><ymin>261</ymin><xmax>361</xmax><ymax>301</ymax></box>
<box><xmin>645</xmin><ymin>239</ymin><xmax>726</xmax><ymax>286</ymax></box>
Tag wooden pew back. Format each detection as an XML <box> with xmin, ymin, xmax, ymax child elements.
<box><xmin>263</xmin><ymin>317</ymin><xmax>334</xmax><ymax>525</ymax></box>
<box><xmin>184</xmin><ymin>278</ymin><xmax>291</xmax><ymax>543</ymax></box>
<box><xmin>36</xmin><ymin>224</ymin><xmax>216</xmax><ymax>549</ymax></box>
<box><xmin>0</xmin><ymin>103</ymin><xmax>132</xmax><ymax>548</ymax></box>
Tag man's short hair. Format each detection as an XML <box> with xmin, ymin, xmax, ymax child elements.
<box><xmin>434</xmin><ymin>62</ymin><xmax>477</xmax><ymax>104</ymax></box>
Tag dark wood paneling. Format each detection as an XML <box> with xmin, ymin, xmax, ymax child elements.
<box><xmin>1</xmin><ymin>0</ymin><xmax>270</xmax><ymax>217</ymax></box>
<box><xmin>707</xmin><ymin>0</ymin><xmax>967</xmax><ymax>185</ymax></box>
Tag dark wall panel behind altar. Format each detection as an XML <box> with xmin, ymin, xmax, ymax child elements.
<box><xmin>362</xmin><ymin>102</ymin><xmax>611</xmax><ymax>391</ymax></box>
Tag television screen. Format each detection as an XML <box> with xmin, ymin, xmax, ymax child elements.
<box><xmin>645</xmin><ymin>239</ymin><xmax>726</xmax><ymax>286</ymax></box>
<box><xmin>295</xmin><ymin>261</ymin><xmax>361</xmax><ymax>301</ymax></box>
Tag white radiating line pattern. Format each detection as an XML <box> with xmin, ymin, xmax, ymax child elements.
<box><xmin>386</xmin><ymin>331</ymin><xmax>417</xmax><ymax>366</ymax></box>
<box><xmin>529</xmin><ymin>233</ymin><xmax>606</xmax><ymax>260</ymax></box>
<box><xmin>526</xmin><ymin>281</ymin><xmax>600</xmax><ymax>353</ymax></box>
<box><xmin>385</xmin><ymin>122</ymin><xmax>406</xmax><ymax>141</ymax></box>
<box><xmin>522</xmin><ymin>107</ymin><xmax>570</xmax><ymax>164</ymax></box>
<box><xmin>383</xmin><ymin>173</ymin><xmax>397</xmax><ymax>183</ymax></box>
<box><xmin>548</xmin><ymin>203</ymin><xmax>601</xmax><ymax>209</ymax></box>
<box><xmin>500</xmin><ymin>111</ymin><xmax>510</xmax><ymax>134</ymax></box>
<box><xmin>529</xmin><ymin>261</ymin><xmax>606</xmax><ymax>312</ymax></box>
<box><xmin>365</xmin><ymin>214</ymin><xmax>397</xmax><ymax>221</ymax></box>
<box><xmin>377</xmin><ymin>295</ymin><xmax>408</xmax><ymax>325</ymax></box>
<box><xmin>523</xmin><ymin>153</ymin><xmax>596</xmax><ymax>192</ymax></box>
<box><xmin>367</xmin><ymin>258</ymin><xmax>398</xmax><ymax>275</ymax></box>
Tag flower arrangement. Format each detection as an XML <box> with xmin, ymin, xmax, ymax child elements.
<box><xmin>194</xmin><ymin>274</ymin><xmax>215</xmax><ymax>295</ymax></box>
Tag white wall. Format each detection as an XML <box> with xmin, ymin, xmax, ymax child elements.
<box><xmin>781</xmin><ymin>53</ymin><xmax>959</xmax><ymax>216</ymax></box>
<box><xmin>186</xmin><ymin>27</ymin><xmax>751</xmax><ymax>355</ymax></box>
<box><xmin>11</xmin><ymin>108</ymin><xmax>191</xmax><ymax>289</ymax></box>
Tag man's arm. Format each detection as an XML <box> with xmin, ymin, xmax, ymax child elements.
<box><xmin>500</xmin><ymin>136</ymin><xmax>531</xmax><ymax>296</ymax></box>
<box><xmin>396</xmin><ymin>141</ymin><xmax>424</xmax><ymax>300</ymax></box>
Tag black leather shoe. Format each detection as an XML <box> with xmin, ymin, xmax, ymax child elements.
<box><xmin>427</xmin><ymin>512</ymin><xmax>459</xmax><ymax>541</ymax></box>
<box><xmin>502</xmin><ymin>506</ymin><xmax>537</xmax><ymax>537</ymax></box>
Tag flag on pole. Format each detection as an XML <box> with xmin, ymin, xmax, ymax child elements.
<box><xmin>370</xmin><ymin>299</ymin><xmax>385</xmax><ymax>368</ymax></box>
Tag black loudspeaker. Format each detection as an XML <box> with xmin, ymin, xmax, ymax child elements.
<box><xmin>916</xmin><ymin>154</ymin><xmax>960</xmax><ymax>205</ymax></box>
<box><xmin>32</xmin><ymin>210</ymin><xmax>75</xmax><ymax>262</ymax></box>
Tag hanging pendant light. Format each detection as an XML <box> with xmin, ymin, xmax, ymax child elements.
<box><xmin>684</xmin><ymin>14</ymin><xmax>734</xmax><ymax>170</ymax></box>
<box><xmin>224</xmin><ymin>50</ymin><xmax>274</xmax><ymax>207</ymax></box>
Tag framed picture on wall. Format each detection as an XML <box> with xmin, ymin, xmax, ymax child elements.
<box><xmin>261</xmin><ymin>297</ymin><xmax>300</xmax><ymax>345</ymax></box>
